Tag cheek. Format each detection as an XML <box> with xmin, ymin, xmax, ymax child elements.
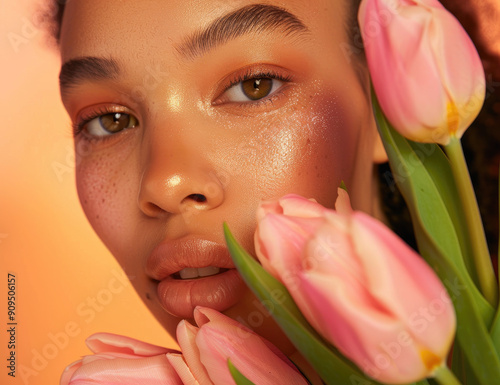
<box><xmin>228</xmin><ymin>92</ymin><xmax>359</xmax><ymax>209</ymax></box>
<box><xmin>285</xmin><ymin>97</ymin><xmax>357</xmax><ymax>200</ymax></box>
<box><xmin>75</xmin><ymin>141</ymin><xmax>139</xmax><ymax>261</ymax></box>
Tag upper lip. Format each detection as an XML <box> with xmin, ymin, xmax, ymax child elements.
<box><xmin>146</xmin><ymin>237</ymin><xmax>235</xmax><ymax>280</ymax></box>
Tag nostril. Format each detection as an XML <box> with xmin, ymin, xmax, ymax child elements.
<box><xmin>187</xmin><ymin>193</ymin><xmax>207</xmax><ymax>203</ymax></box>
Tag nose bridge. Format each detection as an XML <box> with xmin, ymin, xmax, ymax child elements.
<box><xmin>137</xmin><ymin>115</ymin><xmax>224</xmax><ymax>217</ymax></box>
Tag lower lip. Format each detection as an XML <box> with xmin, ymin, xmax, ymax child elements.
<box><xmin>156</xmin><ymin>269</ymin><xmax>246</xmax><ymax>318</ymax></box>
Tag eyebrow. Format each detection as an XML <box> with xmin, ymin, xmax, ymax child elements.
<box><xmin>176</xmin><ymin>3</ymin><xmax>310</xmax><ymax>60</ymax></box>
<box><xmin>59</xmin><ymin>57</ymin><xmax>119</xmax><ymax>92</ymax></box>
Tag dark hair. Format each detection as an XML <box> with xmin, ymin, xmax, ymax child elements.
<box><xmin>42</xmin><ymin>0</ymin><xmax>66</xmax><ymax>45</ymax></box>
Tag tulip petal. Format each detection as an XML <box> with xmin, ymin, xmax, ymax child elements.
<box><xmin>334</xmin><ymin>188</ymin><xmax>353</xmax><ymax>215</ymax></box>
<box><xmin>60</xmin><ymin>359</ymin><xmax>83</xmax><ymax>385</ymax></box>
<box><xmin>167</xmin><ymin>353</ymin><xmax>202</xmax><ymax>385</ymax></box>
<box><xmin>176</xmin><ymin>320</ymin><xmax>213</xmax><ymax>384</ymax></box>
<box><xmin>297</xmin><ymin>273</ymin><xmax>429</xmax><ymax>383</ymax></box>
<box><xmin>86</xmin><ymin>332</ymin><xmax>176</xmax><ymax>356</ymax></box>
<box><xmin>194</xmin><ymin>307</ymin><xmax>295</xmax><ymax>369</ymax></box>
<box><xmin>351</xmin><ymin>212</ymin><xmax>456</xmax><ymax>355</ymax></box>
<box><xmin>427</xmin><ymin>7</ymin><xmax>485</xmax><ymax>137</ymax></box>
<box><xmin>196</xmin><ymin>326</ymin><xmax>306</xmax><ymax>385</ymax></box>
<box><xmin>255</xmin><ymin>213</ymin><xmax>324</xmax><ymax>280</ymax></box>
<box><xmin>67</xmin><ymin>354</ymin><xmax>182</xmax><ymax>385</ymax></box>
<box><xmin>278</xmin><ymin>194</ymin><xmax>328</xmax><ymax>218</ymax></box>
<box><xmin>257</xmin><ymin>194</ymin><xmax>326</xmax><ymax>222</ymax></box>
<box><xmin>305</xmin><ymin>213</ymin><xmax>360</xmax><ymax>278</ymax></box>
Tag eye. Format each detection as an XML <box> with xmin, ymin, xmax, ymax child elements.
<box><xmin>84</xmin><ymin>112</ymin><xmax>138</xmax><ymax>137</ymax></box>
<box><xmin>221</xmin><ymin>77</ymin><xmax>285</xmax><ymax>103</ymax></box>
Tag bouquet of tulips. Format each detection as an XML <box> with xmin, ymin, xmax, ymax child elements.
<box><xmin>223</xmin><ymin>0</ymin><xmax>500</xmax><ymax>384</ymax></box>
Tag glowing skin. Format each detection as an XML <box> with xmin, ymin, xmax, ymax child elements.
<box><xmin>59</xmin><ymin>0</ymin><xmax>385</xmax><ymax>354</ymax></box>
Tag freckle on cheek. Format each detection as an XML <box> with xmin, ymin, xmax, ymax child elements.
<box><xmin>76</xmin><ymin>154</ymin><xmax>129</xmax><ymax>236</ymax></box>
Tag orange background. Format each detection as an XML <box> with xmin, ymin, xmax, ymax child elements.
<box><xmin>0</xmin><ymin>2</ymin><xmax>176</xmax><ymax>384</ymax></box>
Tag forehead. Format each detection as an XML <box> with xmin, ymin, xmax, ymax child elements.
<box><xmin>59</xmin><ymin>0</ymin><xmax>348</xmax><ymax>62</ymax></box>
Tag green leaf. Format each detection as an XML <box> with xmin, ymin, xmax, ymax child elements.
<box><xmin>491</xmin><ymin>170</ymin><xmax>500</xmax><ymax>354</ymax></box>
<box><xmin>228</xmin><ymin>359</ymin><xmax>256</xmax><ymax>385</ymax></box>
<box><xmin>406</xmin><ymin>140</ymin><xmax>479</xmax><ymax>288</ymax></box>
<box><xmin>490</xmin><ymin>288</ymin><xmax>500</xmax><ymax>356</ymax></box>
<box><xmin>224</xmin><ymin>223</ymin><xmax>429</xmax><ymax>385</ymax></box>
<box><xmin>373</xmin><ymin>95</ymin><xmax>500</xmax><ymax>383</ymax></box>
<box><xmin>451</xmin><ymin>343</ymin><xmax>480</xmax><ymax>385</ymax></box>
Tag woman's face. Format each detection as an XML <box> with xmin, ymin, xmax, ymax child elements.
<box><xmin>59</xmin><ymin>0</ymin><xmax>381</xmax><ymax>351</ymax></box>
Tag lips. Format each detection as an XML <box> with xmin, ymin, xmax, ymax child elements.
<box><xmin>146</xmin><ymin>238</ymin><xmax>246</xmax><ymax>318</ymax></box>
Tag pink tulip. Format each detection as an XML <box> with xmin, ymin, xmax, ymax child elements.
<box><xmin>60</xmin><ymin>333</ymin><xmax>182</xmax><ymax>385</ymax></box>
<box><xmin>167</xmin><ymin>306</ymin><xmax>308</xmax><ymax>385</ymax></box>
<box><xmin>358</xmin><ymin>0</ymin><xmax>485</xmax><ymax>145</ymax></box>
<box><xmin>255</xmin><ymin>191</ymin><xmax>456</xmax><ymax>383</ymax></box>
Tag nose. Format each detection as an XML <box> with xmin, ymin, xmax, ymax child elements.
<box><xmin>138</xmin><ymin>142</ymin><xmax>225</xmax><ymax>217</ymax></box>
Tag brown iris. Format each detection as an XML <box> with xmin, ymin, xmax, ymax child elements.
<box><xmin>99</xmin><ymin>113</ymin><xmax>137</xmax><ymax>133</ymax></box>
<box><xmin>241</xmin><ymin>78</ymin><xmax>273</xmax><ymax>100</ymax></box>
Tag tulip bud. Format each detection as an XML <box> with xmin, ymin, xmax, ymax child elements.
<box><xmin>358</xmin><ymin>0</ymin><xmax>485</xmax><ymax>145</ymax></box>
<box><xmin>60</xmin><ymin>333</ymin><xmax>182</xmax><ymax>385</ymax></box>
<box><xmin>168</xmin><ymin>307</ymin><xmax>308</xmax><ymax>385</ymax></box>
<box><xmin>255</xmin><ymin>192</ymin><xmax>456</xmax><ymax>383</ymax></box>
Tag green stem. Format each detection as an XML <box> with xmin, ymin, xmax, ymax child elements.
<box><xmin>433</xmin><ymin>365</ymin><xmax>463</xmax><ymax>385</ymax></box>
<box><xmin>444</xmin><ymin>137</ymin><xmax>497</xmax><ymax>306</ymax></box>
